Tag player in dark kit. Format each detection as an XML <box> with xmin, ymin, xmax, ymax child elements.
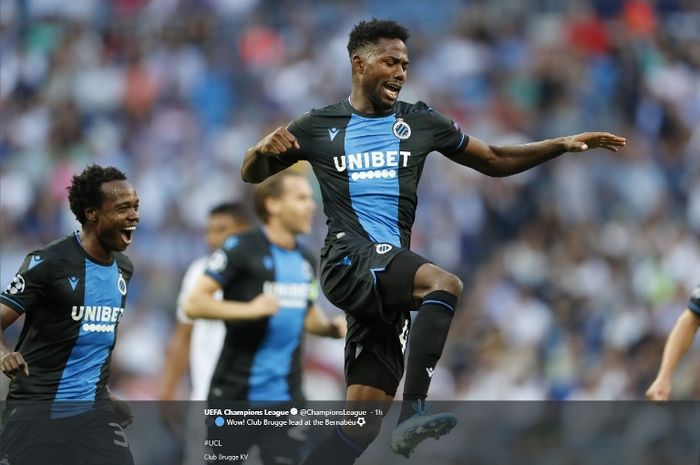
<box><xmin>184</xmin><ymin>171</ymin><xmax>345</xmax><ymax>464</ymax></box>
<box><xmin>646</xmin><ymin>285</ymin><xmax>700</xmax><ymax>401</ymax></box>
<box><xmin>0</xmin><ymin>165</ymin><xmax>139</xmax><ymax>465</ymax></box>
<box><xmin>242</xmin><ymin>19</ymin><xmax>626</xmax><ymax>463</ymax></box>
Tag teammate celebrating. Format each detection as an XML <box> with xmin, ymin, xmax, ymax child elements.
<box><xmin>184</xmin><ymin>170</ymin><xmax>345</xmax><ymax>464</ymax></box>
<box><xmin>646</xmin><ymin>285</ymin><xmax>700</xmax><ymax>401</ymax></box>
<box><xmin>241</xmin><ymin>19</ymin><xmax>626</xmax><ymax>463</ymax></box>
<box><xmin>0</xmin><ymin>165</ymin><xmax>139</xmax><ymax>465</ymax></box>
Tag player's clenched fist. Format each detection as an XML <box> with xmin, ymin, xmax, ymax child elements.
<box><xmin>645</xmin><ymin>377</ymin><xmax>671</xmax><ymax>402</ymax></box>
<box><xmin>0</xmin><ymin>351</ymin><xmax>29</xmax><ymax>379</ymax></box>
<box><xmin>256</xmin><ymin>127</ymin><xmax>300</xmax><ymax>155</ymax></box>
<box><xmin>249</xmin><ymin>293</ymin><xmax>280</xmax><ymax>317</ymax></box>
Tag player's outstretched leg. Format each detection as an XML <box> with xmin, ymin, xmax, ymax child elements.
<box><xmin>392</xmin><ymin>264</ymin><xmax>461</xmax><ymax>457</ymax></box>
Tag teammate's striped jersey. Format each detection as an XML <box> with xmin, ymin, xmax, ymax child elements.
<box><xmin>689</xmin><ymin>285</ymin><xmax>700</xmax><ymax>315</ymax></box>
<box><xmin>0</xmin><ymin>233</ymin><xmax>133</xmax><ymax>401</ymax></box>
<box><xmin>204</xmin><ymin>228</ymin><xmax>317</xmax><ymax>402</ymax></box>
<box><xmin>175</xmin><ymin>256</ymin><xmax>226</xmax><ymax>400</ymax></box>
<box><xmin>285</xmin><ymin>99</ymin><xmax>469</xmax><ymax>250</ymax></box>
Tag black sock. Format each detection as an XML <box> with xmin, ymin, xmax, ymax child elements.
<box><xmin>398</xmin><ymin>290</ymin><xmax>457</xmax><ymax>425</ymax></box>
<box><xmin>300</xmin><ymin>426</ymin><xmax>366</xmax><ymax>465</ymax></box>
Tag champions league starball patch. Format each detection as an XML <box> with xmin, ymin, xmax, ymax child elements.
<box><xmin>208</xmin><ymin>250</ymin><xmax>228</xmax><ymax>272</ymax></box>
<box><xmin>5</xmin><ymin>274</ymin><xmax>25</xmax><ymax>295</ymax></box>
<box><xmin>692</xmin><ymin>285</ymin><xmax>700</xmax><ymax>300</ymax></box>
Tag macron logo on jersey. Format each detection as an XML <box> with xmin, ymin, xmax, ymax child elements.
<box><xmin>28</xmin><ymin>255</ymin><xmax>44</xmax><ymax>270</ymax></box>
<box><xmin>328</xmin><ymin>127</ymin><xmax>340</xmax><ymax>142</ymax></box>
<box><xmin>68</xmin><ymin>276</ymin><xmax>79</xmax><ymax>291</ymax></box>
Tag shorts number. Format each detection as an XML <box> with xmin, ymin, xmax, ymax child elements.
<box><xmin>399</xmin><ymin>319</ymin><xmax>409</xmax><ymax>354</ymax></box>
<box><xmin>108</xmin><ymin>422</ymin><xmax>129</xmax><ymax>448</ymax></box>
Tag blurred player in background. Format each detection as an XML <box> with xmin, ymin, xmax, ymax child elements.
<box><xmin>646</xmin><ymin>285</ymin><xmax>700</xmax><ymax>401</ymax></box>
<box><xmin>184</xmin><ymin>170</ymin><xmax>346</xmax><ymax>464</ymax></box>
<box><xmin>158</xmin><ymin>202</ymin><xmax>251</xmax><ymax>465</ymax></box>
<box><xmin>159</xmin><ymin>202</ymin><xmax>252</xmax><ymax>402</ymax></box>
<box><xmin>241</xmin><ymin>18</ymin><xmax>626</xmax><ymax>463</ymax></box>
<box><xmin>0</xmin><ymin>165</ymin><xmax>139</xmax><ymax>465</ymax></box>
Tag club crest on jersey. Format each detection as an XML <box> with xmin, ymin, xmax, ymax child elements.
<box><xmin>4</xmin><ymin>274</ymin><xmax>25</xmax><ymax>295</ymax></box>
<box><xmin>392</xmin><ymin>118</ymin><xmax>411</xmax><ymax>140</ymax></box>
<box><xmin>117</xmin><ymin>273</ymin><xmax>127</xmax><ymax>295</ymax></box>
<box><xmin>375</xmin><ymin>244</ymin><xmax>393</xmax><ymax>254</ymax></box>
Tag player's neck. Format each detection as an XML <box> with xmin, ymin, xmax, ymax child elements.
<box><xmin>263</xmin><ymin>223</ymin><xmax>296</xmax><ymax>250</ymax></box>
<box><xmin>348</xmin><ymin>93</ymin><xmax>392</xmax><ymax>116</ymax></box>
<box><xmin>78</xmin><ymin>230</ymin><xmax>113</xmax><ymax>264</ymax></box>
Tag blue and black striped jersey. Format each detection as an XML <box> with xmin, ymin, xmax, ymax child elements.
<box><xmin>204</xmin><ymin>228</ymin><xmax>317</xmax><ymax>402</ymax></box>
<box><xmin>284</xmin><ymin>99</ymin><xmax>468</xmax><ymax>250</ymax></box>
<box><xmin>0</xmin><ymin>233</ymin><xmax>133</xmax><ymax>401</ymax></box>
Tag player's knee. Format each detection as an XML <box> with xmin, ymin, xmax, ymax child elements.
<box><xmin>431</xmin><ymin>270</ymin><xmax>462</xmax><ymax>297</ymax></box>
<box><xmin>415</xmin><ymin>264</ymin><xmax>463</xmax><ymax>301</ymax></box>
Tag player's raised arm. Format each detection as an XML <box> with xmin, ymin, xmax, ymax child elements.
<box><xmin>241</xmin><ymin>127</ymin><xmax>301</xmax><ymax>183</ymax></box>
<box><xmin>449</xmin><ymin>132</ymin><xmax>626</xmax><ymax>177</ymax></box>
<box><xmin>0</xmin><ymin>303</ymin><xmax>29</xmax><ymax>379</ymax></box>
<box><xmin>646</xmin><ymin>308</ymin><xmax>700</xmax><ymax>401</ymax></box>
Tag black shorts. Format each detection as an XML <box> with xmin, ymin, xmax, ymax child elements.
<box><xmin>0</xmin><ymin>407</ymin><xmax>134</xmax><ymax>465</ymax></box>
<box><xmin>320</xmin><ymin>238</ymin><xmax>429</xmax><ymax>395</ymax></box>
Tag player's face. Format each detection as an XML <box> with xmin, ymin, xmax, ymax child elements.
<box><xmin>206</xmin><ymin>214</ymin><xmax>246</xmax><ymax>251</ymax></box>
<box><xmin>360</xmin><ymin>38</ymin><xmax>409</xmax><ymax>113</ymax></box>
<box><xmin>277</xmin><ymin>176</ymin><xmax>316</xmax><ymax>235</ymax></box>
<box><xmin>93</xmin><ymin>180</ymin><xmax>139</xmax><ymax>252</ymax></box>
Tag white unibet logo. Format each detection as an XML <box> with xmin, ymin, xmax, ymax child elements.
<box><xmin>426</xmin><ymin>367</ymin><xmax>434</xmax><ymax>378</ymax></box>
<box><xmin>333</xmin><ymin>150</ymin><xmax>411</xmax><ymax>180</ymax></box>
<box><xmin>263</xmin><ymin>282</ymin><xmax>311</xmax><ymax>308</ymax></box>
<box><xmin>72</xmin><ymin>305</ymin><xmax>125</xmax><ymax>333</ymax></box>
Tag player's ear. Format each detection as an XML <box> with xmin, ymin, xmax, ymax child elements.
<box><xmin>264</xmin><ymin>197</ymin><xmax>282</xmax><ymax>218</ymax></box>
<box><xmin>351</xmin><ymin>55</ymin><xmax>364</xmax><ymax>75</ymax></box>
<box><xmin>85</xmin><ymin>207</ymin><xmax>98</xmax><ymax>222</ymax></box>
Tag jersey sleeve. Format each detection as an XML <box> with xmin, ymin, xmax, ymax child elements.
<box><xmin>689</xmin><ymin>285</ymin><xmax>700</xmax><ymax>315</ymax></box>
<box><xmin>0</xmin><ymin>253</ymin><xmax>50</xmax><ymax>315</ymax></box>
<box><xmin>176</xmin><ymin>258</ymin><xmax>207</xmax><ymax>324</ymax></box>
<box><xmin>429</xmin><ymin>109</ymin><xmax>469</xmax><ymax>157</ymax></box>
<box><xmin>204</xmin><ymin>235</ymin><xmax>246</xmax><ymax>288</ymax></box>
<box><xmin>283</xmin><ymin>111</ymin><xmax>314</xmax><ymax>164</ymax></box>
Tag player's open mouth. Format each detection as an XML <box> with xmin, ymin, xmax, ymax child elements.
<box><xmin>121</xmin><ymin>226</ymin><xmax>136</xmax><ymax>243</ymax></box>
<box><xmin>384</xmin><ymin>83</ymin><xmax>401</xmax><ymax>100</ymax></box>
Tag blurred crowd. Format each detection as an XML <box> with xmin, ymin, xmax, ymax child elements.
<box><xmin>1</xmin><ymin>0</ymin><xmax>699</xmax><ymax>401</ymax></box>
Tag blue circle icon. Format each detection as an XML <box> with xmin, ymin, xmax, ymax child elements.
<box><xmin>215</xmin><ymin>416</ymin><xmax>225</xmax><ymax>427</ymax></box>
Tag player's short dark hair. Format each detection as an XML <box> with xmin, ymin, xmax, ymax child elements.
<box><xmin>67</xmin><ymin>164</ymin><xmax>127</xmax><ymax>225</ymax></box>
<box><xmin>347</xmin><ymin>19</ymin><xmax>409</xmax><ymax>57</ymax></box>
<box><xmin>208</xmin><ymin>202</ymin><xmax>252</xmax><ymax>224</ymax></box>
<box><xmin>253</xmin><ymin>171</ymin><xmax>306</xmax><ymax>223</ymax></box>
